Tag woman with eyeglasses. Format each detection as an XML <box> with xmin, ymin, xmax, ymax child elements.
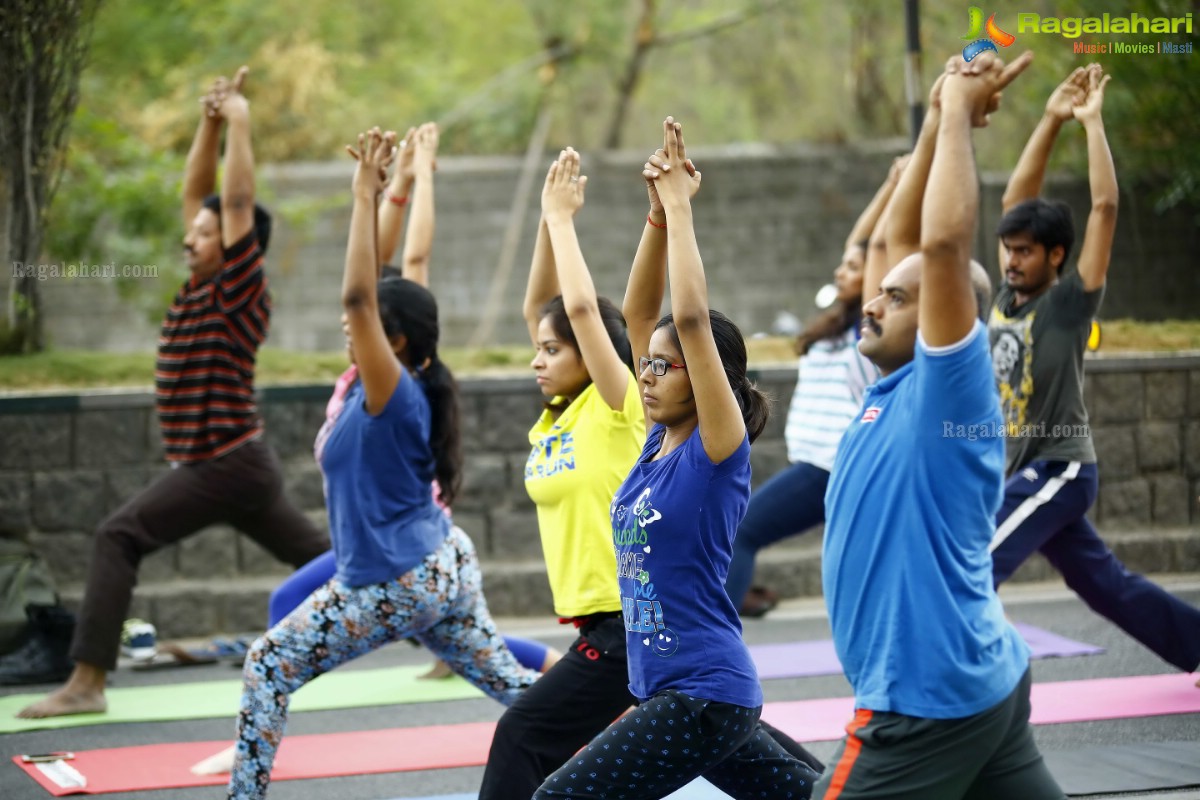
<box><xmin>477</xmin><ymin>146</ymin><xmax>648</xmax><ymax>800</ymax></box>
<box><xmin>534</xmin><ymin>118</ymin><xmax>821</xmax><ymax>799</ymax></box>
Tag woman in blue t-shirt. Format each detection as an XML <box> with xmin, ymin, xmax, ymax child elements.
<box><xmin>534</xmin><ymin>118</ymin><xmax>820</xmax><ymax>799</ymax></box>
<box><xmin>226</xmin><ymin>129</ymin><xmax>539</xmax><ymax>800</ymax></box>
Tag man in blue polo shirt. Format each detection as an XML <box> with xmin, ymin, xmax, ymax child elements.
<box><xmin>816</xmin><ymin>50</ymin><xmax>1064</xmax><ymax>799</ymax></box>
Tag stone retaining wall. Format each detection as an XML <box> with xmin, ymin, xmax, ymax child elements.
<box><xmin>0</xmin><ymin>353</ymin><xmax>1197</xmax><ymax>636</ymax></box>
<box><xmin>5</xmin><ymin>145</ymin><xmax>1197</xmax><ymax>353</ymax></box>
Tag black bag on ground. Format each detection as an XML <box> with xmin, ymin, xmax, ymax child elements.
<box><xmin>0</xmin><ymin>537</ymin><xmax>60</xmax><ymax>655</ymax></box>
<box><xmin>0</xmin><ymin>604</ymin><xmax>74</xmax><ymax>685</ymax></box>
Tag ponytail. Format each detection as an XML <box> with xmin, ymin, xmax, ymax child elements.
<box><xmin>419</xmin><ymin>354</ymin><xmax>463</xmax><ymax>507</ymax></box>
<box><xmin>376</xmin><ymin>278</ymin><xmax>462</xmax><ymax>507</ymax></box>
<box><xmin>735</xmin><ymin>376</ymin><xmax>771</xmax><ymax>444</ymax></box>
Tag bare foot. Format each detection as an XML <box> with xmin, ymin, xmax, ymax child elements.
<box><xmin>417</xmin><ymin>658</ymin><xmax>454</xmax><ymax>680</ymax></box>
<box><xmin>16</xmin><ymin>662</ymin><xmax>108</xmax><ymax>719</ymax></box>
<box><xmin>16</xmin><ymin>685</ymin><xmax>107</xmax><ymax>718</ymax></box>
<box><xmin>190</xmin><ymin>743</ymin><xmax>236</xmax><ymax>775</ymax></box>
<box><xmin>540</xmin><ymin>647</ymin><xmax>563</xmax><ymax>673</ymax></box>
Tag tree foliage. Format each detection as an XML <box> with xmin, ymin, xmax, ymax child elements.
<box><xmin>61</xmin><ymin>0</ymin><xmax>1192</xmax><ymax>172</ymax></box>
<box><xmin>30</xmin><ymin>0</ymin><xmax>1198</xmax><ymax>334</ymax></box>
<box><xmin>0</xmin><ymin>0</ymin><xmax>100</xmax><ymax>353</ymax></box>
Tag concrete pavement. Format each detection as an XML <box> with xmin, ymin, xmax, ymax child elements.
<box><xmin>2</xmin><ymin>576</ymin><xmax>1198</xmax><ymax>800</ymax></box>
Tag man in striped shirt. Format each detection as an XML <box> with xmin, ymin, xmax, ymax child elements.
<box><xmin>18</xmin><ymin>68</ymin><xmax>328</xmax><ymax>720</ymax></box>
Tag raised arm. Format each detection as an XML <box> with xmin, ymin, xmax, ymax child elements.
<box><xmin>377</xmin><ymin>126</ymin><xmax>417</xmax><ymax>271</ymax></box>
<box><xmin>1071</xmin><ymin>66</ymin><xmax>1117</xmax><ymax>292</ymax></box>
<box><xmin>523</xmin><ymin>214</ymin><xmax>559</xmax><ymax>345</ymax></box>
<box><xmin>861</xmin><ymin>154</ymin><xmax>911</xmax><ymax>310</ymax></box>
<box><xmin>622</xmin><ymin>134</ymin><xmax>677</xmax><ymax>374</ymax></box>
<box><xmin>342</xmin><ymin>128</ymin><xmax>401</xmax><ymax>415</ymax></box>
<box><xmin>844</xmin><ymin>159</ymin><xmax>901</xmax><ymax>253</ymax></box>
<box><xmin>880</xmin><ymin>71</ymin><xmax>948</xmax><ymax>293</ymax></box>
<box><xmin>1001</xmin><ymin>66</ymin><xmax>1087</xmax><ymax>213</ymax></box>
<box><xmin>181</xmin><ymin>80</ymin><xmax>224</xmax><ymax>229</ymax></box>
<box><xmin>997</xmin><ymin>66</ymin><xmax>1088</xmax><ymax>275</ymax></box>
<box><xmin>922</xmin><ymin>51</ymin><xmax>1033</xmax><ymax>347</ymax></box>
<box><xmin>214</xmin><ymin>67</ymin><xmax>255</xmax><ymax>249</ymax></box>
<box><xmin>541</xmin><ymin>148</ymin><xmax>631</xmax><ymax>410</ymax></box>
<box><xmin>401</xmin><ymin>123</ymin><xmax>439</xmax><ymax>287</ymax></box>
<box><xmin>652</xmin><ymin>118</ymin><xmax>743</xmax><ymax>462</ymax></box>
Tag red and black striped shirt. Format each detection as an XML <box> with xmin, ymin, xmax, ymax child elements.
<box><xmin>156</xmin><ymin>230</ymin><xmax>272</xmax><ymax>463</ymax></box>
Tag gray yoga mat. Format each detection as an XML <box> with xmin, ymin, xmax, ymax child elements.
<box><xmin>1045</xmin><ymin>741</ymin><xmax>1200</xmax><ymax>796</ymax></box>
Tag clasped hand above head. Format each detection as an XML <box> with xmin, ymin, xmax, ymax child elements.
<box><xmin>200</xmin><ymin>65</ymin><xmax>250</xmax><ymax>122</ymax></box>
<box><xmin>411</xmin><ymin>122</ymin><xmax>440</xmax><ymax>177</ymax></box>
<box><xmin>940</xmin><ymin>49</ymin><xmax>1034</xmax><ymax>127</ymax></box>
<box><xmin>1071</xmin><ymin>64</ymin><xmax>1111</xmax><ymax>124</ymax></box>
<box><xmin>541</xmin><ymin>147</ymin><xmax>588</xmax><ymax>223</ymax></box>
<box><xmin>346</xmin><ymin>127</ymin><xmax>398</xmax><ymax>196</ymax></box>
<box><xmin>642</xmin><ymin>117</ymin><xmax>702</xmax><ymax>211</ymax></box>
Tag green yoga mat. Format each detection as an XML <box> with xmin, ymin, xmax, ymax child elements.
<box><xmin>0</xmin><ymin>665</ymin><xmax>482</xmax><ymax>734</ymax></box>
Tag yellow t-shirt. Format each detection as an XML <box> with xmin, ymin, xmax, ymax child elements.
<box><xmin>525</xmin><ymin>371</ymin><xmax>645</xmax><ymax>617</ymax></box>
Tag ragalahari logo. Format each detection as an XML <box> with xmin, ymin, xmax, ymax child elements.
<box><xmin>962</xmin><ymin>6</ymin><xmax>1016</xmax><ymax>62</ymax></box>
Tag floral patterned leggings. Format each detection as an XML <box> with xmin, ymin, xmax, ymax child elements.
<box><xmin>226</xmin><ymin>526</ymin><xmax>539</xmax><ymax>799</ymax></box>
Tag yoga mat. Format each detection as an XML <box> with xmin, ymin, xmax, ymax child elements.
<box><xmin>1044</xmin><ymin>741</ymin><xmax>1200</xmax><ymax>796</ymax></box>
<box><xmin>12</xmin><ymin>722</ymin><xmax>497</xmax><ymax>796</ymax></box>
<box><xmin>761</xmin><ymin>672</ymin><xmax>1200</xmax><ymax>741</ymax></box>
<box><xmin>387</xmin><ymin>781</ymin><xmax>733</xmax><ymax>800</ymax></box>
<box><xmin>386</xmin><ymin>741</ymin><xmax>1200</xmax><ymax>800</ymax></box>
<box><xmin>0</xmin><ymin>665</ymin><xmax>481</xmax><ymax>734</ymax></box>
<box><xmin>1</xmin><ymin>624</ymin><xmax>1098</xmax><ymax>734</ymax></box>
<box><xmin>750</xmin><ymin>622</ymin><xmax>1102</xmax><ymax>680</ymax></box>
<box><xmin>13</xmin><ymin>673</ymin><xmax>1199</xmax><ymax>796</ymax></box>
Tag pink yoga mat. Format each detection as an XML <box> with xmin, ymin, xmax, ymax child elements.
<box><xmin>12</xmin><ymin>721</ymin><xmax>497</xmax><ymax>796</ymax></box>
<box><xmin>750</xmin><ymin>623</ymin><xmax>1102</xmax><ymax>681</ymax></box>
<box><xmin>14</xmin><ymin>674</ymin><xmax>1198</xmax><ymax>796</ymax></box>
<box><xmin>762</xmin><ymin>672</ymin><xmax>1200</xmax><ymax>743</ymax></box>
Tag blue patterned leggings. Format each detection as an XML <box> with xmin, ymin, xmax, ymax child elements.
<box><xmin>226</xmin><ymin>526</ymin><xmax>539</xmax><ymax>799</ymax></box>
<box><xmin>534</xmin><ymin>691</ymin><xmax>819</xmax><ymax>799</ymax></box>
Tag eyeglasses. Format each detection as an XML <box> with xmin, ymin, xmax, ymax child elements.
<box><xmin>639</xmin><ymin>356</ymin><xmax>687</xmax><ymax>376</ymax></box>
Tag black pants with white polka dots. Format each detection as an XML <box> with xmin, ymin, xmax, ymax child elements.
<box><xmin>534</xmin><ymin>690</ymin><xmax>819</xmax><ymax>799</ymax></box>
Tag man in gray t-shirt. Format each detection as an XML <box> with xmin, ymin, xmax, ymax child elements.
<box><xmin>990</xmin><ymin>269</ymin><xmax>1101</xmax><ymax>475</ymax></box>
<box><xmin>987</xmin><ymin>64</ymin><xmax>1200</xmax><ymax>675</ymax></box>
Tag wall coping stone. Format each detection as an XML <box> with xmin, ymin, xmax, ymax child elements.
<box><xmin>260</xmin><ymin>138</ymin><xmax>914</xmax><ymax>183</ymax></box>
<box><xmin>1</xmin><ymin>351</ymin><xmax>1196</xmax><ymax>416</ymax></box>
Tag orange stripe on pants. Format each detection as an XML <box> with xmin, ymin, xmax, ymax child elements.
<box><xmin>824</xmin><ymin>708</ymin><xmax>873</xmax><ymax>800</ymax></box>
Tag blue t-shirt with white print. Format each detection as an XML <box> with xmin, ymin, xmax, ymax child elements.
<box><xmin>823</xmin><ymin>322</ymin><xmax>1029</xmax><ymax>718</ymax></box>
<box><xmin>611</xmin><ymin>424</ymin><xmax>762</xmax><ymax>707</ymax></box>
<box><xmin>321</xmin><ymin>372</ymin><xmax>450</xmax><ymax>587</ymax></box>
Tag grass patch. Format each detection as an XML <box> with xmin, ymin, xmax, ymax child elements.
<box><xmin>0</xmin><ymin>346</ymin><xmax>538</xmax><ymax>392</ymax></box>
<box><xmin>1090</xmin><ymin>319</ymin><xmax>1200</xmax><ymax>353</ymax></box>
<box><xmin>0</xmin><ymin>320</ymin><xmax>1196</xmax><ymax>392</ymax></box>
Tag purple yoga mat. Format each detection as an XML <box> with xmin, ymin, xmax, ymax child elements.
<box><xmin>751</xmin><ymin>622</ymin><xmax>1103</xmax><ymax>680</ymax></box>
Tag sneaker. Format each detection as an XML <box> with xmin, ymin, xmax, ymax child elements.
<box><xmin>738</xmin><ymin>586</ymin><xmax>780</xmax><ymax>619</ymax></box>
<box><xmin>120</xmin><ymin>619</ymin><xmax>157</xmax><ymax>661</ymax></box>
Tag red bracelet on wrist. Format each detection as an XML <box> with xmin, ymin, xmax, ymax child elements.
<box><xmin>387</xmin><ymin>192</ymin><xmax>408</xmax><ymax>207</ymax></box>
<box><xmin>647</xmin><ymin>213</ymin><xmax>667</xmax><ymax>229</ymax></box>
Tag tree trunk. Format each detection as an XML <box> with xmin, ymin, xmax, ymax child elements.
<box><xmin>849</xmin><ymin>2</ymin><xmax>901</xmax><ymax>137</ymax></box>
<box><xmin>604</xmin><ymin>0</ymin><xmax>657</xmax><ymax>149</ymax></box>
<box><xmin>0</xmin><ymin>0</ymin><xmax>99</xmax><ymax>354</ymax></box>
<box><xmin>4</xmin><ymin>173</ymin><xmax>45</xmax><ymax>354</ymax></box>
